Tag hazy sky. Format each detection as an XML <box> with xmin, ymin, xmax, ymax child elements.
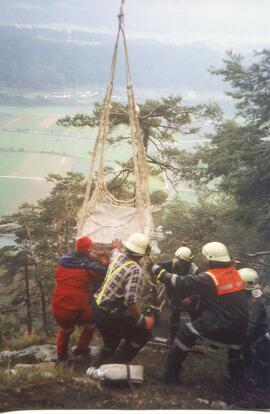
<box><xmin>109</xmin><ymin>0</ymin><xmax>270</xmax><ymax>51</ymax></box>
<box><xmin>4</xmin><ymin>0</ymin><xmax>270</xmax><ymax>52</ymax></box>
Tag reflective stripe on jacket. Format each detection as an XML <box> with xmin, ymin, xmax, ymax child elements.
<box><xmin>205</xmin><ymin>267</ymin><xmax>245</xmax><ymax>295</ymax></box>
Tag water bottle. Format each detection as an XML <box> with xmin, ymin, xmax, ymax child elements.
<box><xmin>86</xmin><ymin>364</ymin><xmax>144</xmax><ymax>383</ymax></box>
<box><xmin>86</xmin><ymin>366</ymin><xmax>105</xmax><ymax>380</ymax></box>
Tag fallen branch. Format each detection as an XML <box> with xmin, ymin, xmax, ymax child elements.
<box><xmin>0</xmin><ymin>303</ymin><xmax>25</xmax><ymax>313</ymax></box>
<box><xmin>247</xmin><ymin>251</ymin><xmax>270</xmax><ymax>257</ymax></box>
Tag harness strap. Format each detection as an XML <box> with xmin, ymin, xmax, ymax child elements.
<box><xmin>96</xmin><ymin>255</ymin><xmax>136</xmax><ymax>305</ymax></box>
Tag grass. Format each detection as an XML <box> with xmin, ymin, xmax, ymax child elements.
<box><xmin>0</xmin><ymin>104</ymin><xmax>198</xmax><ymax>216</ymax></box>
<box><xmin>0</xmin><ymin>178</ymin><xmax>28</xmax><ymax>214</ymax></box>
<box><xmin>3</xmin><ymin>334</ymin><xmax>53</xmax><ymax>352</ymax></box>
<box><xmin>0</xmin><ymin>133</ymin><xmax>131</xmax><ymax>160</ymax></box>
<box><xmin>0</xmin><ymin>153</ymin><xmax>26</xmax><ymax>175</ymax></box>
<box><xmin>1</xmin><ymin>327</ymin><xmax>87</xmax><ymax>352</ymax></box>
<box><xmin>0</xmin><ymin>131</ymin><xmax>92</xmax><ymax>157</ymax></box>
<box><xmin>0</xmin><ymin>105</ymin><xmax>96</xmax><ymax>137</ymax></box>
<box><xmin>6</xmin><ymin>114</ymin><xmax>44</xmax><ymax>130</ymax></box>
<box><xmin>0</xmin><ymin>152</ymin><xmax>75</xmax><ymax>177</ymax></box>
<box><xmin>0</xmin><ymin>113</ymin><xmax>16</xmax><ymax>125</ymax></box>
<box><xmin>0</xmin><ymin>367</ymin><xmax>43</xmax><ymax>385</ymax></box>
<box><xmin>0</xmin><ymin>105</ymin><xmax>91</xmax><ymax>116</ymax></box>
<box><xmin>0</xmin><ymin>363</ymin><xmax>76</xmax><ymax>387</ymax></box>
<box><xmin>0</xmin><ymin>152</ymin><xmax>79</xmax><ymax>215</ymax></box>
<box><xmin>1</xmin><ymin>339</ymin><xmax>258</xmax><ymax>411</ymax></box>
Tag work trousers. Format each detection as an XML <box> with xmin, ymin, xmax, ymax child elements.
<box><xmin>254</xmin><ymin>335</ymin><xmax>270</xmax><ymax>389</ymax></box>
<box><xmin>52</xmin><ymin>305</ymin><xmax>95</xmax><ymax>359</ymax></box>
<box><xmin>93</xmin><ymin>303</ymin><xmax>151</xmax><ymax>362</ymax></box>
<box><xmin>171</xmin><ymin>321</ymin><xmax>244</xmax><ymax>384</ymax></box>
<box><xmin>169</xmin><ymin>305</ymin><xmax>181</xmax><ymax>342</ymax></box>
<box><xmin>166</xmin><ymin>288</ymin><xmax>201</xmax><ymax>343</ymax></box>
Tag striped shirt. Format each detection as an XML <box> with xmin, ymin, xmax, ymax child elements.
<box><xmin>96</xmin><ymin>248</ymin><xmax>145</xmax><ymax>307</ymax></box>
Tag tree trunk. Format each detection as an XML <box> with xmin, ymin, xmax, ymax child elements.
<box><xmin>36</xmin><ymin>278</ymin><xmax>48</xmax><ymax>336</ymax></box>
<box><xmin>40</xmin><ymin>285</ymin><xmax>48</xmax><ymax>336</ymax></box>
<box><xmin>32</xmin><ymin>260</ymin><xmax>49</xmax><ymax>336</ymax></box>
<box><xmin>24</xmin><ymin>263</ymin><xmax>32</xmax><ymax>335</ymax></box>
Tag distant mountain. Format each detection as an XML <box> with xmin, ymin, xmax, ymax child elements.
<box><xmin>0</xmin><ymin>0</ymin><xmax>122</xmax><ymax>30</ymax></box>
<box><xmin>0</xmin><ymin>25</ymin><xmax>224</xmax><ymax>93</ymax></box>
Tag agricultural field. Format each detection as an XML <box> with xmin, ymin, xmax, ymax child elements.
<box><xmin>0</xmin><ymin>104</ymin><xmax>196</xmax><ymax>216</ymax></box>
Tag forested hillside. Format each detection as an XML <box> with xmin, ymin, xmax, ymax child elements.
<box><xmin>0</xmin><ymin>25</ymin><xmax>223</xmax><ymax>91</ymax></box>
<box><xmin>1</xmin><ymin>49</ymin><xmax>270</xmax><ymax>342</ymax></box>
<box><xmin>1</xmin><ymin>1</ymin><xmax>270</xmax><ymax>409</ymax></box>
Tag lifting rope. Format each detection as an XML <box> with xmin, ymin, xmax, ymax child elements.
<box><xmin>77</xmin><ymin>0</ymin><xmax>154</xmax><ymax>243</ymax></box>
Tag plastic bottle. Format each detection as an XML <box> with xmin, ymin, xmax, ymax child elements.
<box><xmin>86</xmin><ymin>367</ymin><xmax>105</xmax><ymax>380</ymax></box>
<box><xmin>86</xmin><ymin>364</ymin><xmax>143</xmax><ymax>382</ymax></box>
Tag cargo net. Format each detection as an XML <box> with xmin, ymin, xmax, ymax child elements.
<box><xmin>77</xmin><ymin>1</ymin><xmax>154</xmax><ymax>245</ymax></box>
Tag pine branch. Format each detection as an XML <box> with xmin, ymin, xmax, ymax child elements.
<box><xmin>147</xmin><ymin>154</ymin><xmax>180</xmax><ymax>172</ymax></box>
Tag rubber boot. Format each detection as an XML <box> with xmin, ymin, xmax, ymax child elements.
<box><xmin>93</xmin><ymin>346</ymin><xmax>114</xmax><ymax>368</ymax></box>
<box><xmin>112</xmin><ymin>341</ymin><xmax>142</xmax><ymax>364</ymax></box>
<box><xmin>228</xmin><ymin>357</ymin><xmax>245</xmax><ymax>389</ymax></box>
<box><xmin>161</xmin><ymin>345</ymin><xmax>189</xmax><ymax>385</ymax></box>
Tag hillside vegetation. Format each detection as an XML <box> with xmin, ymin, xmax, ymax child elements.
<box><xmin>1</xmin><ymin>338</ymin><xmax>270</xmax><ymax>411</ymax></box>
<box><xmin>0</xmin><ymin>41</ymin><xmax>270</xmax><ymax>409</ymax></box>
<box><xmin>0</xmin><ymin>25</ymin><xmax>223</xmax><ymax>92</ymax></box>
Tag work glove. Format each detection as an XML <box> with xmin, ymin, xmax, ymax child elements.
<box><xmin>181</xmin><ymin>297</ymin><xmax>192</xmax><ymax>307</ymax></box>
<box><xmin>151</xmin><ymin>264</ymin><xmax>166</xmax><ymax>282</ymax></box>
<box><xmin>136</xmin><ymin>314</ymin><xmax>155</xmax><ymax>330</ymax></box>
<box><xmin>144</xmin><ymin>316</ymin><xmax>154</xmax><ymax>331</ymax></box>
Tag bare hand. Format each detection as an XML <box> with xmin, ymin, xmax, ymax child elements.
<box><xmin>112</xmin><ymin>239</ymin><xmax>123</xmax><ymax>249</ymax></box>
<box><xmin>181</xmin><ymin>297</ymin><xmax>192</xmax><ymax>307</ymax></box>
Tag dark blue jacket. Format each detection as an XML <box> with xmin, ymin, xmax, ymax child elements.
<box><xmin>60</xmin><ymin>252</ymin><xmax>107</xmax><ymax>277</ymax></box>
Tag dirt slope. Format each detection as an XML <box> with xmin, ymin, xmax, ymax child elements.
<box><xmin>1</xmin><ymin>345</ymin><xmax>269</xmax><ymax>411</ymax></box>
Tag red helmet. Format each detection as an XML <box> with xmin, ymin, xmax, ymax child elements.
<box><xmin>76</xmin><ymin>236</ymin><xmax>93</xmax><ymax>253</ymax></box>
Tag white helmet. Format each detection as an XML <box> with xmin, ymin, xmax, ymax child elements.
<box><xmin>238</xmin><ymin>268</ymin><xmax>260</xmax><ymax>290</ymax></box>
<box><xmin>124</xmin><ymin>233</ymin><xmax>151</xmax><ymax>256</ymax></box>
<box><xmin>202</xmin><ymin>242</ymin><xmax>231</xmax><ymax>263</ymax></box>
<box><xmin>175</xmin><ymin>246</ymin><xmax>193</xmax><ymax>262</ymax></box>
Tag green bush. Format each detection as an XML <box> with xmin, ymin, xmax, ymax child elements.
<box><xmin>3</xmin><ymin>334</ymin><xmax>54</xmax><ymax>351</ymax></box>
<box><xmin>0</xmin><ymin>315</ymin><xmax>20</xmax><ymax>349</ymax></box>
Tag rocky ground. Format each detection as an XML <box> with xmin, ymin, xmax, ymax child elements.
<box><xmin>0</xmin><ymin>340</ymin><xmax>270</xmax><ymax>411</ymax></box>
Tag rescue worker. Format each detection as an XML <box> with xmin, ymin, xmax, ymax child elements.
<box><xmin>238</xmin><ymin>268</ymin><xmax>270</xmax><ymax>392</ymax></box>
<box><xmin>238</xmin><ymin>268</ymin><xmax>268</xmax><ymax>367</ymax></box>
<box><xmin>150</xmin><ymin>241</ymin><xmax>249</xmax><ymax>385</ymax></box>
<box><xmin>92</xmin><ymin>233</ymin><xmax>154</xmax><ymax>367</ymax></box>
<box><xmin>253</xmin><ymin>328</ymin><xmax>270</xmax><ymax>392</ymax></box>
<box><xmin>51</xmin><ymin>236</ymin><xmax>107</xmax><ymax>361</ymax></box>
<box><xmin>159</xmin><ymin>246</ymin><xmax>199</xmax><ymax>344</ymax></box>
